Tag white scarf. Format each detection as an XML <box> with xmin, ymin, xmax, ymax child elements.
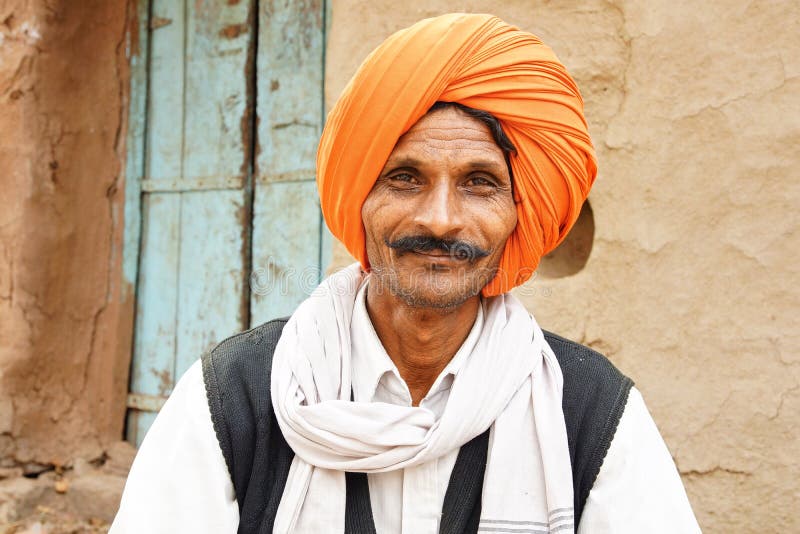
<box><xmin>271</xmin><ymin>264</ymin><xmax>574</xmax><ymax>533</ymax></box>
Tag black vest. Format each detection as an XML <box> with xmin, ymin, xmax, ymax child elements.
<box><xmin>201</xmin><ymin>319</ymin><xmax>633</xmax><ymax>534</ymax></box>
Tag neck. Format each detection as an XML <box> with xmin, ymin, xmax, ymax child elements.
<box><xmin>364</xmin><ymin>282</ymin><xmax>479</xmax><ymax>406</ymax></box>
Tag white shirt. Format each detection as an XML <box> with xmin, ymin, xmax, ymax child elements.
<box><xmin>112</xmin><ymin>292</ymin><xmax>700</xmax><ymax>533</ymax></box>
<box><xmin>350</xmin><ymin>283</ymin><xmax>485</xmax><ymax>533</ymax></box>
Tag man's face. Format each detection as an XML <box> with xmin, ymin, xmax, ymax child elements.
<box><xmin>361</xmin><ymin>106</ymin><xmax>517</xmax><ymax>309</ymax></box>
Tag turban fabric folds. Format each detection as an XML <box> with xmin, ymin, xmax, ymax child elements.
<box><xmin>317</xmin><ymin>13</ymin><xmax>597</xmax><ymax>296</ymax></box>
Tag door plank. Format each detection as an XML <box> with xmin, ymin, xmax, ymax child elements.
<box><xmin>251</xmin><ymin>181</ymin><xmax>322</xmax><ymax>320</ymax></box>
<box><xmin>175</xmin><ymin>190</ymin><xmax>248</xmax><ymax>377</ymax></box>
<box><xmin>174</xmin><ymin>0</ymin><xmax>253</xmax><ymax>377</ymax></box>
<box><xmin>127</xmin><ymin>0</ymin><xmax>255</xmax><ymax>445</ymax></box>
<box><xmin>122</xmin><ymin>0</ymin><xmax>149</xmax><ymax>296</ymax></box>
<box><xmin>251</xmin><ymin>0</ymin><xmax>326</xmax><ymax>325</ymax></box>
<box><xmin>127</xmin><ymin>0</ymin><xmax>186</xmax><ymax>446</ymax></box>
<box><xmin>183</xmin><ymin>0</ymin><xmax>252</xmax><ymax>181</ymax></box>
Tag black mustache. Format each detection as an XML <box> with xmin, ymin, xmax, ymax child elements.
<box><xmin>385</xmin><ymin>236</ymin><xmax>490</xmax><ymax>262</ymax></box>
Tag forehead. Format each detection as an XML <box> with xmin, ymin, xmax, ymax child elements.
<box><xmin>386</xmin><ymin>107</ymin><xmax>506</xmax><ymax>164</ymax></box>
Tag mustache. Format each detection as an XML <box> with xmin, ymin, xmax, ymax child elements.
<box><xmin>384</xmin><ymin>235</ymin><xmax>490</xmax><ymax>262</ymax></box>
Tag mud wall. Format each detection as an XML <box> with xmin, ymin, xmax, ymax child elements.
<box><xmin>0</xmin><ymin>0</ymin><xmax>797</xmax><ymax>530</ymax></box>
<box><xmin>325</xmin><ymin>1</ymin><xmax>800</xmax><ymax>532</ymax></box>
<box><xmin>0</xmin><ymin>0</ymin><xmax>133</xmax><ymax>467</ymax></box>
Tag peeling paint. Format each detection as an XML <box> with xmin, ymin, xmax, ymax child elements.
<box><xmin>220</xmin><ymin>22</ymin><xmax>247</xmax><ymax>39</ymax></box>
<box><xmin>149</xmin><ymin>16</ymin><xmax>172</xmax><ymax>30</ymax></box>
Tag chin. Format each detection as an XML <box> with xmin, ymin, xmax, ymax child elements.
<box><xmin>370</xmin><ymin>259</ymin><xmax>497</xmax><ymax>309</ymax></box>
<box><xmin>391</xmin><ymin>272</ymin><xmax>483</xmax><ymax>310</ymax></box>
<box><xmin>397</xmin><ymin>289</ymin><xmax>475</xmax><ymax>310</ymax></box>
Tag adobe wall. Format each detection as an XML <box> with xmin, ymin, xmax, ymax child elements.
<box><xmin>325</xmin><ymin>1</ymin><xmax>800</xmax><ymax>532</ymax></box>
<box><xmin>0</xmin><ymin>0</ymin><xmax>133</xmax><ymax>468</ymax></box>
<box><xmin>0</xmin><ymin>0</ymin><xmax>796</xmax><ymax>531</ymax></box>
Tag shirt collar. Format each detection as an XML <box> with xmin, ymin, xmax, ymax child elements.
<box><xmin>350</xmin><ymin>278</ymin><xmax>485</xmax><ymax>405</ymax></box>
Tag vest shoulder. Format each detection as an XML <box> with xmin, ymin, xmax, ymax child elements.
<box><xmin>204</xmin><ymin>318</ymin><xmax>288</xmax><ymax>377</ymax></box>
<box><xmin>543</xmin><ymin>330</ymin><xmax>634</xmax><ymax>521</ymax></box>
<box><xmin>208</xmin><ymin>318</ymin><xmax>290</xmax><ymax>362</ymax></box>
<box><xmin>201</xmin><ymin>318</ymin><xmax>289</xmax><ymax>423</ymax></box>
<box><xmin>543</xmin><ymin>330</ymin><xmax>632</xmax><ymax>386</ymax></box>
<box><xmin>201</xmin><ymin>319</ymin><xmax>294</xmax><ymax>520</ymax></box>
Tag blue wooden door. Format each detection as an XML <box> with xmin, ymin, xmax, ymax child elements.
<box><xmin>125</xmin><ymin>0</ymin><xmax>328</xmax><ymax>445</ymax></box>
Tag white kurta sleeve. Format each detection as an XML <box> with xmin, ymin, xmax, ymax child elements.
<box><xmin>110</xmin><ymin>360</ymin><xmax>239</xmax><ymax>534</ymax></box>
<box><xmin>577</xmin><ymin>387</ymin><xmax>701</xmax><ymax>534</ymax></box>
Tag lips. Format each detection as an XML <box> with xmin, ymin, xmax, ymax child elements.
<box><xmin>414</xmin><ymin>249</ymin><xmax>457</xmax><ymax>257</ymax></box>
<box><xmin>407</xmin><ymin>250</ymin><xmax>467</xmax><ymax>265</ymax></box>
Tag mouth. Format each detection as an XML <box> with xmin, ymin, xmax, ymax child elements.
<box><xmin>403</xmin><ymin>250</ymin><xmax>467</xmax><ymax>274</ymax></box>
<box><xmin>409</xmin><ymin>250</ymin><xmax>463</xmax><ymax>265</ymax></box>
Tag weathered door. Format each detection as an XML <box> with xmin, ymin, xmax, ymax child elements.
<box><xmin>124</xmin><ymin>0</ymin><xmax>328</xmax><ymax>445</ymax></box>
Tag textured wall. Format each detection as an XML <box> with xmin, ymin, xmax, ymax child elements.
<box><xmin>0</xmin><ymin>0</ymin><xmax>133</xmax><ymax>466</ymax></box>
<box><xmin>325</xmin><ymin>1</ymin><xmax>800</xmax><ymax>532</ymax></box>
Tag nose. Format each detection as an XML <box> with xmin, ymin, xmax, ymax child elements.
<box><xmin>412</xmin><ymin>179</ymin><xmax>465</xmax><ymax>238</ymax></box>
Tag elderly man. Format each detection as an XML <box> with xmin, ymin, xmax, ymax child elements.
<box><xmin>112</xmin><ymin>14</ymin><xmax>699</xmax><ymax>534</ymax></box>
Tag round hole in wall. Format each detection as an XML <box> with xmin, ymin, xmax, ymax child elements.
<box><xmin>537</xmin><ymin>199</ymin><xmax>594</xmax><ymax>279</ymax></box>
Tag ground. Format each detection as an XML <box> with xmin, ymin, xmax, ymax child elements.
<box><xmin>0</xmin><ymin>442</ymin><xmax>133</xmax><ymax>534</ymax></box>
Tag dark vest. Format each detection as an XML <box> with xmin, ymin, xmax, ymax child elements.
<box><xmin>202</xmin><ymin>318</ymin><xmax>633</xmax><ymax>534</ymax></box>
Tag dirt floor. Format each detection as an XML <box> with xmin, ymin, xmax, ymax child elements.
<box><xmin>2</xmin><ymin>509</ymin><xmax>109</xmax><ymax>534</ymax></box>
<box><xmin>0</xmin><ymin>443</ymin><xmax>133</xmax><ymax>534</ymax></box>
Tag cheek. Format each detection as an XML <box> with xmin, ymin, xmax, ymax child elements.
<box><xmin>361</xmin><ymin>195</ymin><xmax>384</xmax><ymax>241</ymax></box>
<box><xmin>482</xmin><ymin>198</ymin><xmax>518</xmax><ymax>253</ymax></box>
<box><xmin>361</xmin><ymin>193</ymin><xmax>398</xmax><ymax>265</ymax></box>
<box><xmin>501</xmin><ymin>203</ymin><xmax>518</xmax><ymax>241</ymax></box>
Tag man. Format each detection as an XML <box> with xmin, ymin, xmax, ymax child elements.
<box><xmin>112</xmin><ymin>13</ymin><xmax>699</xmax><ymax>534</ymax></box>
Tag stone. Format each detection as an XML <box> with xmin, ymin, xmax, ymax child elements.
<box><xmin>102</xmin><ymin>442</ymin><xmax>136</xmax><ymax>478</ymax></box>
<box><xmin>67</xmin><ymin>471</ymin><xmax>125</xmax><ymax>523</ymax></box>
<box><xmin>0</xmin><ymin>467</ymin><xmax>23</xmax><ymax>480</ymax></box>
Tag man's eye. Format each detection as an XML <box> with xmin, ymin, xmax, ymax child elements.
<box><xmin>466</xmin><ymin>176</ymin><xmax>496</xmax><ymax>188</ymax></box>
<box><xmin>389</xmin><ymin>173</ymin><xmax>417</xmax><ymax>184</ymax></box>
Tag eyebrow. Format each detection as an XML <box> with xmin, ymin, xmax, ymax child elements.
<box><xmin>384</xmin><ymin>156</ymin><xmax>506</xmax><ymax>171</ymax></box>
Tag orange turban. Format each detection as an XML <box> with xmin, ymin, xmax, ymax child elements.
<box><xmin>317</xmin><ymin>13</ymin><xmax>597</xmax><ymax>296</ymax></box>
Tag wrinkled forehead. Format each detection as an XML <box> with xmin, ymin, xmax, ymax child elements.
<box><xmin>383</xmin><ymin>106</ymin><xmax>509</xmax><ymax>169</ymax></box>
